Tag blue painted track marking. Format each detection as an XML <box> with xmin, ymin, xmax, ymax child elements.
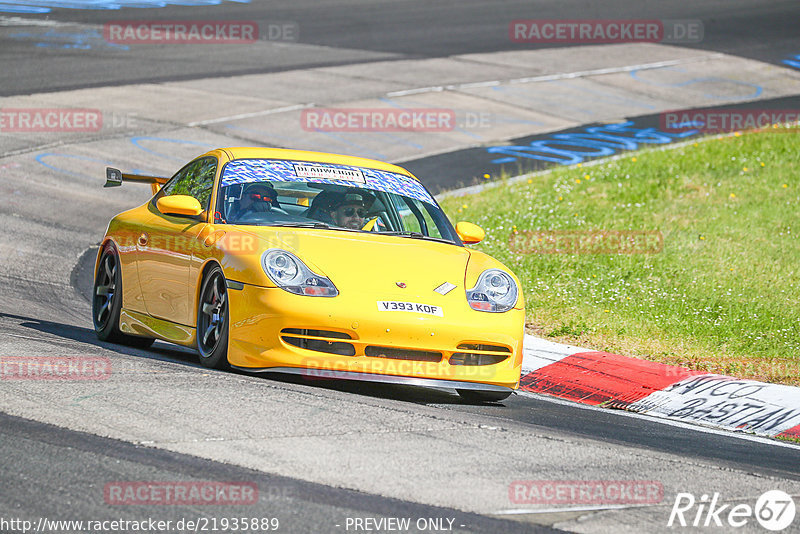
<box><xmin>227</xmin><ymin>122</ymin><xmax>423</xmax><ymax>152</ymax></box>
<box><xmin>782</xmin><ymin>55</ymin><xmax>800</xmax><ymax>70</ymax></box>
<box><xmin>35</xmin><ymin>152</ymin><xmax>147</xmax><ymax>180</ymax></box>
<box><xmin>223</xmin><ymin>124</ymin><xmax>303</xmax><ymax>144</ymax></box>
<box><xmin>376</xmin><ymin>132</ymin><xmax>424</xmax><ymax>150</ymax></box>
<box><xmin>379</xmin><ymin>96</ymin><xmax>483</xmax><ymax>139</ymax></box>
<box><xmin>379</xmin><ymin>96</ymin><xmax>502</xmax><ymax>141</ymax></box>
<box><xmin>549</xmin><ymin>80</ymin><xmax>656</xmax><ymax>110</ymax></box>
<box><xmin>0</xmin><ymin>0</ymin><xmax>248</xmax><ymax>13</ymax></box>
<box><xmin>130</xmin><ymin>136</ymin><xmax>213</xmax><ymax>161</ymax></box>
<box><xmin>10</xmin><ymin>29</ymin><xmax>129</xmax><ymax>50</ymax></box>
<box><xmin>309</xmin><ymin>130</ymin><xmax>386</xmax><ymax>159</ymax></box>
<box><xmin>629</xmin><ymin>67</ymin><xmax>763</xmax><ymax>100</ymax></box>
<box><xmin>0</xmin><ymin>3</ymin><xmax>48</xmax><ymax>12</ymax></box>
<box><xmin>36</xmin><ymin>153</ymin><xmax>113</xmax><ymax>180</ymax></box>
<box><xmin>490</xmin><ymin>85</ymin><xmax>596</xmax><ymax>116</ymax></box>
<box><xmin>487</xmin><ymin>120</ymin><xmax>698</xmax><ymax>165</ymax></box>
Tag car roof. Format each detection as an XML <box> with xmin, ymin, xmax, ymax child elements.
<box><xmin>211</xmin><ymin>147</ymin><xmax>418</xmax><ymax>181</ymax></box>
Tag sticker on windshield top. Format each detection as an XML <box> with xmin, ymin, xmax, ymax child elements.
<box><xmin>294</xmin><ymin>164</ymin><xmax>365</xmax><ymax>183</ymax></box>
<box><xmin>221</xmin><ymin>159</ymin><xmax>436</xmax><ymax>205</ymax></box>
<box><xmin>377</xmin><ymin>301</ymin><xmax>443</xmax><ymax>317</ymax></box>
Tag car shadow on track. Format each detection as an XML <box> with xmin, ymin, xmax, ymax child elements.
<box><xmin>246</xmin><ymin>370</ymin><xmax>492</xmax><ymax>406</ymax></box>
<box><xmin>0</xmin><ymin>310</ymin><xmax>201</xmax><ymax>368</ymax></box>
<box><xmin>2</xmin><ymin>310</ymin><xmax>511</xmax><ymax>407</ymax></box>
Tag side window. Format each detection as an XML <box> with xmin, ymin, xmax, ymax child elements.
<box><xmin>394</xmin><ymin>196</ymin><xmax>443</xmax><ymax>238</ymax></box>
<box><xmin>158</xmin><ymin>157</ymin><xmax>217</xmax><ymax>210</ymax></box>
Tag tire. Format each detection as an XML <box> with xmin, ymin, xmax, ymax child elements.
<box><xmin>196</xmin><ymin>265</ymin><xmax>230</xmax><ymax>369</ymax></box>
<box><xmin>456</xmin><ymin>389</ymin><xmax>512</xmax><ymax>403</ymax></box>
<box><xmin>92</xmin><ymin>243</ymin><xmax>155</xmax><ymax>349</ymax></box>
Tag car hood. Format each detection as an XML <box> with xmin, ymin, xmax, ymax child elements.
<box><xmin>242</xmin><ymin>227</ymin><xmax>472</xmax><ymax>297</ymax></box>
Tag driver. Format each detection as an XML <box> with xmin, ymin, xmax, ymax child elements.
<box><xmin>229</xmin><ymin>183</ymin><xmax>278</xmax><ymax>222</ymax></box>
<box><xmin>330</xmin><ymin>192</ymin><xmax>370</xmax><ymax>230</ymax></box>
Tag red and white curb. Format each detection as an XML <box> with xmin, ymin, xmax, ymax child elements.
<box><xmin>520</xmin><ymin>335</ymin><xmax>800</xmax><ymax>440</ymax></box>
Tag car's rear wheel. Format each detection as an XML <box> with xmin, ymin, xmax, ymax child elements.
<box><xmin>456</xmin><ymin>389</ymin><xmax>512</xmax><ymax>403</ymax></box>
<box><xmin>197</xmin><ymin>265</ymin><xmax>230</xmax><ymax>369</ymax></box>
<box><xmin>93</xmin><ymin>243</ymin><xmax>154</xmax><ymax>348</ymax></box>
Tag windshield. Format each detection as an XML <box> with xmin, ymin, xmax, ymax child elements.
<box><xmin>214</xmin><ymin>158</ymin><xmax>460</xmax><ymax>244</ymax></box>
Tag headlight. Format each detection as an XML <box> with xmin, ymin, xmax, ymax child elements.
<box><xmin>261</xmin><ymin>249</ymin><xmax>338</xmax><ymax>297</ymax></box>
<box><xmin>466</xmin><ymin>269</ymin><xmax>518</xmax><ymax>312</ymax></box>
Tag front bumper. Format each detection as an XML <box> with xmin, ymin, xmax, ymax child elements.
<box><xmin>226</xmin><ymin>283</ymin><xmax>523</xmax><ymax>390</ymax></box>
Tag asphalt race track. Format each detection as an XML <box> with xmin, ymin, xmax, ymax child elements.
<box><xmin>2</xmin><ymin>0</ymin><xmax>800</xmax><ymax>95</ymax></box>
<box><xmin>1</xmin><ymin>1</ymin><xmax>800</xmax><ymax>533</ymax></box>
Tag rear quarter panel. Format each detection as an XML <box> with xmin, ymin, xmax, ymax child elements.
<box><xmin>101</xmin><ymin>204</ymin><xmax>154</xmax><ymax>315</ymax></box>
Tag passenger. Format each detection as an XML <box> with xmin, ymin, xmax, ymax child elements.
<box><xmin>306</xmin><ymin>190</ymin><xmax>339</xmax><ymax>225</ymax></box>
<box><xmin>229</xmin><ymin>183</ymin><xmax>278</xmax><ymax>221</ymax></box>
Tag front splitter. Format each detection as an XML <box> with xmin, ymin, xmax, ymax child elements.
<box><xmin>231</xmin><ymin>366</ymin><xmax>514</xmax><ymax>392</ymax></box>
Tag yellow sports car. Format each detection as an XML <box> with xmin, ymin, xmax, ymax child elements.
<box><xmin>93</xmin><ymin>148</ymin><xmax>524</xmax><ymax>401</ymax></box>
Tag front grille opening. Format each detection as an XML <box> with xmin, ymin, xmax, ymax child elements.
<box><xmin>282</xmin><ymin>336</ymin><xmax>356</xmax><ymax>356</ymax></box>
<box><xmin>456</xmin><ymin>343</ymin><xmax>511</xmax><ymax>353</ymax></box>
<box><xmin>281</xmin><ymin>328</ymin><xmax>352</xmax><ymax>340</ymax></box>
<box><xmin>365</xmin><ymin>346</ymin><xmax>442</xmax><ymax>362</ymax></box>
<box><xmin>449</xmin><ymin>352</ymin><xmax>509</xmax><ymax>366</ymax></box>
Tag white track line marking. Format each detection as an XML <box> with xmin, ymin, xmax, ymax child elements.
<box><xmin>494</xmin><ymin>503</ymin><xmax>652</xmax><ymax>515</ymax></box>
<box><xmin>0</xmin><ymin>16</ymin><xmax>82</xmax><ymax>27</ymax></box>
<box><xmin>187</xmin><ymin>103</ymin><xmax>315</xmax><ymax>127</ymax></box>
<box><xmin>387</xmin><ymin>54</ymin><xmax>723</xmax><ymax>97</ymax></box>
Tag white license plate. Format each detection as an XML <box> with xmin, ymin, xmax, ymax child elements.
<box><xmin>377</xmin><ymin>301</ymin><xmax>443</xmax><ymax>317</ymax></box>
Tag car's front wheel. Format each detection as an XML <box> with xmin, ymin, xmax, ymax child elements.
<box><xmin>456</xmin><ymin>389</ymin><xmax>512</xmax><ymax>403</ymax></box>
<box><xmin>92</xmin><ymin>242</ymin><xmax>154</xmax><ymax>348</ymax></box>
<box><xmin>197</xmin><ymin>265</ymin><xmax>230</xmax><ymax>369</ymax></box>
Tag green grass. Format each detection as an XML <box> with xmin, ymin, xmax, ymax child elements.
<box><xmin>440</xmin><ymin>132</ymin><xmax>800</xmax><ymax>385</ymax></box>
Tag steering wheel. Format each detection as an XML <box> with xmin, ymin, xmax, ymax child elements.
<box><xmin>361</xmin><ymin>217</ymin><xmax>380</xmax><ymax>231</ymax></box>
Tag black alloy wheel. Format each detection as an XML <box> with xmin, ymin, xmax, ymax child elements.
<box><xmin>197</xmin><ymin>265</ymin><xmax>230</xmax><ymax>369</ymax></box>
<box><xmin>92</xmin><ymin>243</ymin><xmax>154</xmax><ymax>348</ymax></box>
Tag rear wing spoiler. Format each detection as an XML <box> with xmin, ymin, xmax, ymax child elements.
<box><xmin>105</xmin><ymin>167</ymin><xmax>169</xmax><ymax>195</ymax></box>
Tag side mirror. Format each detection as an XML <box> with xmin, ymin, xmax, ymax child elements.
<box><xmin>455</xmin><ymin>221</ymin><xmax>485</xmax><ymax>244</ymax></box>
<box><xmin>156</xmin><ymin>195</ymin><xmax>203</xmax><ymax>218</ymax></box>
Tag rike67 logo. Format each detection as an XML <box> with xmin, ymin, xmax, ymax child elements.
<box><xmin>668</xmin><ymin>490</ymin><xmax>796</xmax><ymax>531</ymax></box>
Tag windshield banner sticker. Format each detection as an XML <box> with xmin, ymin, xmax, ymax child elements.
<box><xmin>221</xmin><ymin>159</ymin><xmax>435</xmax><ymax>204</ymax></box>
<box><xmin>293</xmin><ymin>164</ymin><xmax>365</xmax><ymax>183</ymax></box>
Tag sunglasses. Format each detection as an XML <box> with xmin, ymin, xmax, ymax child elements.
<box><xmin>249</xmin><ymin>192</ymin><xmax>273</xmax><ymax>202</ymax></box>
<box><xmin>342</xmin><ymin>207</ymin><xmax>367</xmax><ymax>217</ymax></box>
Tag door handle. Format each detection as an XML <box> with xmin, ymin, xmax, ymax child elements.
<box><xmin>137</xmin><ymin>233</ymin><xmax>149</xmax><ymax>246</ymax></box>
